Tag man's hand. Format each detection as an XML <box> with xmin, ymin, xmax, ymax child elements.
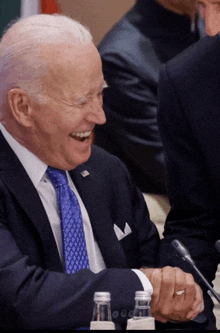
<box><xmin>140</xmin><ymin>266</ymin><xmax>204</xmax><ymax>323</ymax></box>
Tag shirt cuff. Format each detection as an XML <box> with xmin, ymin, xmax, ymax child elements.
<box><xmin>132</xmin><ymin>269</ymin><xmax>153</xmax><ymax>292</ymax></box>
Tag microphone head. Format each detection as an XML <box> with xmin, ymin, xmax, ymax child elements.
<box><xmin>171</xmin><ymin>239</ymin><xmax>195</xmax><ymax>265</ymax></box>
<box><xmin>171</xmin><ymin>239</ymin><xmax>190</xmax><ymax>258</ymax></box>
<box><xmin>215</xmin><ymin>240</ymin><xmax>220</xmax><ymax>254</ymax></box>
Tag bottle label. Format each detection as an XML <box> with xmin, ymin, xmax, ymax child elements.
<box><xmin>126</xmin><ymin>317</ymin><xmax>155</xmax><ymax>330</ymax></box>
<box><xmin>90</xmin><ymin>321</ymin><xmax>115</xmax><ymax>330</ymax></box>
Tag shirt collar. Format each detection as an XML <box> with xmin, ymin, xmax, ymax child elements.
<box><xmin>0</xmin><ymin>123</ymin><xmax>47</xmax><ymax>187</ymax></box>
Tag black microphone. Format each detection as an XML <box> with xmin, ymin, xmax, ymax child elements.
<box><xmin>172</xmin><ymin>239</ymin><xmax>195</xmax><ymax>265</ymax></box>
<box><xmin>172</xmin><ymin>239</ymin><xmax>220</xmax><ymax>304</ymax></box>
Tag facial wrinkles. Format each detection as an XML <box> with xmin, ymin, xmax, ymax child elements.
<box><xmin>60</xmin><ymin>80</ymin><xmax>108</xmax><ymax>108</ymax></box>
<box><xmin>78</xmin><ymin>81</ymin><xmax>107</xmax><ymax>106</ymax></box>
<box><xmin>3</xmin><ymin>42</ymin><xmax>103</xmax><ymax>172</ymax></box>
<box><xmin>31</xmin><ymin>44</ymin><xmax>104</xmax><ymax>160</ymax></box>
<box><xmin>51</xmin><ymin>47</ymin><xmax>102</xmax><ymax>102</ymax></box>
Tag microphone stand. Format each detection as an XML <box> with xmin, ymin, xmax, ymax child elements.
<box><xmin>172</xmin><ymin>239</ymin><xmax>220</xmax><ymax>304</ymax></box>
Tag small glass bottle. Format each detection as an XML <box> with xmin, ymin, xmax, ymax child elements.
<box><xmin>126</xmin><ymin>290</ymin><xmax>155</xmax><ymax>330</ymax></box>
<box><xmin>90</xmin><ymin>292</ymin><xmax>115</xmax><ymax>330</ymax></box>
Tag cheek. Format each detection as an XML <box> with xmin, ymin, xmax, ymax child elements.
<box><xmin>31</xmin><ymin>107</ymin><xmax>84</xmax><ymax>147</ymax></box>
<box><xmin>35</xmin><ymin>115</ymin><xmax>68</xmax><ymax>137</ymax></box>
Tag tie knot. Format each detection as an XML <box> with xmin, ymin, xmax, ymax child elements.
<box><xmin>46</xmin><ymin>166</ymin><xmax>68</xmax><ymax>188</ymax></box>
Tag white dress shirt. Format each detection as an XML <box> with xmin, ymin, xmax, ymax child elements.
<box><xmin>0</xmin><ymin>123</ymin><xmax>152</xmax><ymax>291</ymax></box>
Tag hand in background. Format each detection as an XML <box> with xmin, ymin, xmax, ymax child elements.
<box><xmin>140</xmin><ymin>266</ymin><xmax>204</xmax><ymax>323</ymax></box>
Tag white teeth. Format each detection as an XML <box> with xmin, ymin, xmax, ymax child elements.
<box><xmin>71</xmin><ymin>131</ymin><xmax>91</xmax><ymax>138</ymax></box>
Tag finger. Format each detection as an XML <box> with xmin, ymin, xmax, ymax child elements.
<box><xmin>153</xmin><ymin>313</ymin><xmax>168</xmax><ymax>324</ymax></box>
<box><xmin>150</xmin><ymin>268</ymin><xmax>163</xmax><ymax>314</ymax></box>
<box><xmin>154</xmin><ymin>266</ymin><xmax>177</xmax><ymax>318</ymax></box>
<box><xmin>161</xmin><ymin>268</ymin><xmax>195</xmax><ymax>321</ymax></box>
<box><xmin>184</xmin><ymin>272</ymin><xmax>196</xmax><ymax>304</ymax></box>
<box><xmin>160</xmin><ymin>266</ymin><xmax>176</xmax><ymax>301</ymax></box>
<box><xmin>172</xmin><ymin>270</ymin><xmax>196</xmax><ymax>318</ymax></box>
<box><xmin>186</xmin><ymin>298</ymin><xmax>204</xmax><ymax>321</ymax></box>
<box><xmin>186</xmin><ymin>302</ymin><xmax>204</xmax><ymax>321</ymax></box>
<box><xmin>189</xmin><ymin>284</ymin><xmax>203</xmax><ymax>310</ymax></box>
<box><xmin>174</xmin><ymin>290</ymin><xmax>185</xmax><ymax>296</ymax></box>
<box><xmin>173</xmin><ymin>267</ymin><xmax>187</xmax><ymax>299</ymax></box>
<box><xmin>166</xmin><ymin>267</ymin><xmax>188</xmax><ymax>319</ymax></box>
<box><xmin>186</xmin><ymin>284</ymin><xmax>204</xmax><ymax>320</ymax></box>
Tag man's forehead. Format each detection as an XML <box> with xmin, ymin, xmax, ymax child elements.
<box><xmin>38</xmin><ymin>42</ymin><xmax>95</xmax><ymax>62</ymax></box>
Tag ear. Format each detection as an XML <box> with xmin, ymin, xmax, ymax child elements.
<box><xmin>7</xmin><ymin>88</ymin><xmax>33</xmax><ymax>127</ymax></box>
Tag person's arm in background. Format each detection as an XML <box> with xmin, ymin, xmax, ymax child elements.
<box><xmin>157</xmin><ymin>64</ymin><xmax>220</xmax><ymax>329</ymax></box>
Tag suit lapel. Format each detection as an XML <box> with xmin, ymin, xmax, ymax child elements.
<box><xmin>0</xmin><ymin>133</ymin><xmax>62</xmax><ymax>271</ymax></box>
<box><xmin>0</xmin><ymin>132</ymin><xmax>128</xmax><ymax>270</ymax></box>
<box><xmin>69</xmin><ymin>162</ymin><xmax>128</xmax><ymax>269</ymax></box>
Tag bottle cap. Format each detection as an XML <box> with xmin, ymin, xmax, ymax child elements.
<box><xmin>94</xmin><ymin>292</ymin><xmax>111</xmax><ymax>302</ymax></box>
<box><xmin>135</xmin><ymin>290</ymin><xmax>152</xmax><ymax>301</ymax></box>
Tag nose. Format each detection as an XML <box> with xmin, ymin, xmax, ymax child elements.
<box><xmin>86</xmin><ymin>103</ymin><xmax>106</xmax><ymax>125</ymax></box>
<box><xmin>205</xmin><ymin>9</ymin><xmax>220</xmax><ymax>36</ymax></box>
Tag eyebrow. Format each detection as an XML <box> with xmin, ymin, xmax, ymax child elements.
<box><xmin>77</xmin><ymin>80</ymin><xmax>109</xmax><ymax>105</ymax></box>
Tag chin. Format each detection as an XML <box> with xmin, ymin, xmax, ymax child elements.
<box><xmin>66</xmin><ymin>151</ymin><xmax>92</xmax><ymax>170</ymax></box>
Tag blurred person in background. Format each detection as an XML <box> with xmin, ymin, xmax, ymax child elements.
<box><xmin>157</xmin><ymin>0</ymin><xmax>220</xmax><ymax>329</ymax></box>
<box><xmin>94</xmin><ymin>0</ymin><xmax>205</xmax><ymax>195</ymax></box>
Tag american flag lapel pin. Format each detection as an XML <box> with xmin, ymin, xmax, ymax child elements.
<box><xmin>81</xmin><ymin>170</ymin><xmax>90</xmax><ymax>178</ymax></box>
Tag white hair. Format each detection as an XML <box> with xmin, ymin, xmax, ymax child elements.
<box><xmin>0</xmin><ymin>14</ymin><xmax>93</xmax><ymax>111</ymax></box>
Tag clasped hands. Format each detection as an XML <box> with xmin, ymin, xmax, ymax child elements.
<box><xmin>140</xmin><ymin>266</ymin><xmax>204</xmax><ymax>323</ymax></box>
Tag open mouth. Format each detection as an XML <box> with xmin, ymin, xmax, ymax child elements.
<box><xmin>70</xmin><ymin>131</ymin><xmax>91</xmax><ymax>142</ymax></box>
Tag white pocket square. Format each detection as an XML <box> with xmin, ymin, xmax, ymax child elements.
<box><xmin>114</xmin><ymin>223</ymin><xmax>132</xmax><ymax>241</ymax></box>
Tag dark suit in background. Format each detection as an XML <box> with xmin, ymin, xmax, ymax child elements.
<box><xmin>0</xmin><ymin>131</ymin><xmax>160</xmax><ymax>330</ymax></box>
<box><xmin>157</xmin><ymin>34</ymin><xmax>220</xmax><ymax>330</ymax></box>
<box><xmin>94</xmin><ymin>0</ymin><xmax>206</xmax><ymax>194</ymax></box>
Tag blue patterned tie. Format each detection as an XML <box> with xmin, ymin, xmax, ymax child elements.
<box><xmin>47</xmin><ymin>166</ymin><xmax>89</xmax><ymax>274</ymax></box>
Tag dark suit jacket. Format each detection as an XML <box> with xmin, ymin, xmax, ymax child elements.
<box><xmin>157</xmin><ymin>34</ymin><xmax>220</xmax><ymax>330</ymax></box>
<box><xmin>94</xmin><ymin>0</ymin><xmax>206</xmax><ymax>194</ymax></box>
<box><xmin>0</xmin><ymin>131</ymin><xmax>160</xmax><ymax>330</ymax></box>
